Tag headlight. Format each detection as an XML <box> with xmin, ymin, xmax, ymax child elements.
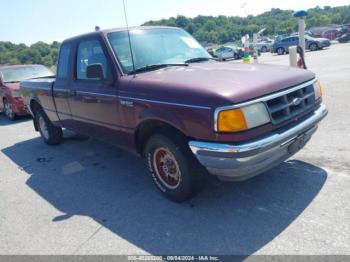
<box><xmin>216</xmin><ymin>102</ymin><xmax>271</xmax><ymax>132</ymax></box>
<box><xmin>314</xmin><ymin>81</ymin><xmax>323</xmax><ymax>100</ymax></box>
<box><xmin>11</xmin><ymin>90</ymin><xmax>22</xmax><ymax>98</ymax></box>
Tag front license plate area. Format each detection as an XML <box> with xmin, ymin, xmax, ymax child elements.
<box><xmin>288</xmin><ymin>133</ymin><xmax>310</xmax><ymax>155</ymax></box>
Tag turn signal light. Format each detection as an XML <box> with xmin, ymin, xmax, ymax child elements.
<box><xmin>217</xmin><ymin>108</ymin><xmax>248</xmax><ymax>132</ymax></box>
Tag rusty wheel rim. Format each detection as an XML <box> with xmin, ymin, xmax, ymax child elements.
<box><xmin>153</xmin><ymin>147</ymin><xmax>181</xmax><ymax>189</ymax></box>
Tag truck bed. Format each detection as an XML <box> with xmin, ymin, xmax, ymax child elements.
<box><xmin>20</xmin><ymin>77</ymin><xmax>57</xmax><ymax>118</ymax></box>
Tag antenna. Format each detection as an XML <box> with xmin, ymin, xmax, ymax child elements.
<box><xmin>122</xmin><ymin>0</ymin><xmax>136</xmax><ymax>76</ymax></box>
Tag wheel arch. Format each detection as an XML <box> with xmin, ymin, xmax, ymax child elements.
<box><xmin>29</xmin><ymin>99</ymin><xmax>42</xmax><ymax>131</ymax></box>
<box><xmin>134</xmin><ymin>118</ymin><xmax>188</xmax><ymax>156</ymax></box>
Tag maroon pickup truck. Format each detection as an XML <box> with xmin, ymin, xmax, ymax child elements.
<box><xmin>21</xmin><ymin>26</ymin><xmax>328</xmax><ymax>202</ymax></box>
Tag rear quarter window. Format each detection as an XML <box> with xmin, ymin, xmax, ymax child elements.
<box><xmin>57</xmin><ymin>43</ymin><xmax>72</xmax><ymax>79</ymax></box>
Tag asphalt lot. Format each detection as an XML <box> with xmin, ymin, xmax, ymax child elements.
<box><xmin>0</xmin><ymin>43</ymin><xmax>349</xmax><ymax>256</ymax></box>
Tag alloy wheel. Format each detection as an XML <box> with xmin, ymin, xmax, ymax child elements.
<box><xmin>153</xmin><ymin>147</ymin><xmax>182</xmax><ymax>189</ymax></box>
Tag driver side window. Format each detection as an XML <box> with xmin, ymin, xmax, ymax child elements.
<box><xmin>76</xmin><ymin>39</ymin><xmax>112</xmax><ymax>81</ymax></box>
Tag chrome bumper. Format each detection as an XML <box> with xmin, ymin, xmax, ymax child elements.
<box><xmin>189</xmin><ymin>104</ymin><xmax>328</xmax><ymax>181</ymax></box>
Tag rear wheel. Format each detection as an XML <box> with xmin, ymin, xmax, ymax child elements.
<box><xmin>261</xmin><ymin>46</ymin><xmax>268</xmax><ymax>53</ymax></box>
<box><xmin>145</xmin><ymin>133</ymin><xmax>205</xmax><ymax>202</ymax></box>
<box><xmin>3</xmin><ymin>98</ymin><xmax>16</xmax><ymax>121</ymax></box>
<box><xmin>277</xmin><ymin>47</ymin><xmax>285</xmax><ymax>55</ymax></box>
<box><xmin>35</xmin><ymin>108</ymin><xmax>63</xmax><ymax>145</ymax></box>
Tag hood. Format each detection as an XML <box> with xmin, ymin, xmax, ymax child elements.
<box><xmin>3</xmin><ymin>82</ymin><xmax>20</xmax><ymax>90</ymax></box>
<box><xmin>129</xmin><ymin>62</ymin><xmax>315</xmax><ymax>107</ymax></box>
<box><xmin>317</xmin><ymin>38</ymin><xmax>330</xmax><ymax>42</ymax></box>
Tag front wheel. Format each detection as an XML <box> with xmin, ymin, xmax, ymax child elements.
<box><xmin>309</xmin><ymin>43</ymin><xmax>318</xmax><ymax>51</ymax></box>
<box><xmin>277</xmin><ymin>47</ymin><xmax>285</xmax><ymax>55</ymax></box>
<box><xmin>35</xmin><ymin>108</ymin><xmax>63</xmax><ymax>145</ymax></box>
<box><xmin>145</xmin><ymin>133</ymin><xmax>205</xmax><ymax>202</ymax></box>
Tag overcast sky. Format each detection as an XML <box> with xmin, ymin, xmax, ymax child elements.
<box><xmin>1</xmin><ymin>0</ymin><xmax>349</xmax><ymax>44</ymax></box>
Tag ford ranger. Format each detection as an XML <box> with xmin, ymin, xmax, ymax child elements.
<box><xmin>20</xmin><ymin>27</ymin><xmax>328</xmax><ymax>202</ymax></box>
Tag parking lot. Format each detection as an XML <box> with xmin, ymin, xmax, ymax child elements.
<box><xmin>0</xmin><ymin>43</ymin><xmax>349</xmax><ymax>256</ymax></box>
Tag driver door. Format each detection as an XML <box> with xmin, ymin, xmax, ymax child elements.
<box><xmin>68</xmin><ymin>37</ymin><xmax>123</xmax><ymax>145</ymax></box>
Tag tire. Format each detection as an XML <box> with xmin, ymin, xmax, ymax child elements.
<box><xmin>3</xmin><ymin>98</ymin><xmax>16</xmax><ymax>121</ymax></box>
<box><xmin>261</xmin><ymin>46</ymin><xmax>268</xmax><ymax>53</ymax></box>
<box><xmin>309</xmin><ymin>43</ymin><xmax>318</xmax><ymax>51</ymax></box>
<box><xmin>35</xmin><ymin>108</ymin><xmax>63</xmax><ymax>145</ymax></box>
<box><xmin>277</xmin><ymin>47</ymin><xmax>285</xmax><ymax>55</ymax></box>
<box><xmin>145</xmin><ymin>132</ymin><xmax>205</xmax><ymax>202</ymax></box>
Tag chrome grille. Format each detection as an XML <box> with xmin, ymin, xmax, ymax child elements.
<box><xmin>265</xmin><ymin>84</ymin><xmax>316</xmax><ymax>125</ymax></box>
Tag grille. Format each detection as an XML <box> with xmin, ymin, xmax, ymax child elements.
<box><xmin>266</xmin><ymin>84</ymin><xmax>316</xmax><ymax>125</ymax></box>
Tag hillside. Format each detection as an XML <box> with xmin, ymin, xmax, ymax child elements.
<box><xmin>0</xmin><ymin>41</ymin><xmax>60</xmax><ymax>69</ymax></box>
<box><xmin>1</xmin><ymin>5</ymin><xmax>349</xmax><ymax>68</ymax></box>
<box><xmin>143</xmin><ymin>5</ymin><xmax>350</xmax><ymax>44</ymax></box>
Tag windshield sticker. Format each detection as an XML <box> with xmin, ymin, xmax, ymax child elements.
<box><xmin>181</xmin><ymin>37</ymin><xmax>201</xmax><ymax>49</ymax></box>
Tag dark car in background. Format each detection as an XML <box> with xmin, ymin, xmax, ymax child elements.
<box><xmin>0</xmin><ymin>64</ymin><xmax>53</xmax><ymax>120</ymax></box>
<box><xmin>322</xmin><ymin>29</ymin><xmax>342</xmax><ymax>40</ymax></box>
<box><xmin>337</xmin><ymin>33</ymin><xmax>350</xmax><ymax>43</ymax></box>
<box><xmin>272</xmin><ymin>35</ymin><xmax>331</xmax><ymax>55</ymax></box>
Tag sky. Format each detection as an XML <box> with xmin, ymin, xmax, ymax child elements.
<box><xmin>1</xmin><ymin>0</ymin><xmax>349</xmax><ymax>44</ymax></box>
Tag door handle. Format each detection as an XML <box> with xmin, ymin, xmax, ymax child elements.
<box><xmin>70</xmin><ymin>90</ymin><xmax>77</xmax><ymax>96</ymax></box>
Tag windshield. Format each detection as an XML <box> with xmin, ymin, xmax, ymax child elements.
<box><xmin>107</xmin><ymin>28</ymin><xmax>211</xmax><ymax>74</ymax></box>
<box><xmin>1</xmin><ymin>65</ymin><xmax>54</xmax><ymax>83</ymax></box>
<box><xmin>305</xmin><ymin>35</ymin><xmax>313</xmax><ymax>40</ymax></box>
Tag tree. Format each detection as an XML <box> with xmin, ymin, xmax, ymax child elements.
<box><xmin>143</xmin><ymin>5</ymin><xmax>350</xmax><ymax>44</ymax></box>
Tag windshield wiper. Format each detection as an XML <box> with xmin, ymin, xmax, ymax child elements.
<box><xmin>185</xmin><ymin>57</ymin><xmax>217</xmax><ymax>63</ymax></box>
<box><xmin>129</xmin><ymin>63</ymin><xmax>188</xmax><ymax>74</ymax></box>
<box><xmin>4</xmin><ymin>81</ymin><xmax>20</xmax><ymax>84</ymax></box>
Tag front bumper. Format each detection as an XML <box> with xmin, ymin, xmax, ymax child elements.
<box><xmin>320</xmin><ymin>41</ymin><xmax>331</xmax><ymax>47</ymax></box>
<box><xmin>189</xmin><ymin>104</ymin><xmax>328</xmax><ymax>181</ymax></box>
<box><xmin>8</xmin><ymin>96</ymin><xmax>28</xmax><ymax>115</ymax></box>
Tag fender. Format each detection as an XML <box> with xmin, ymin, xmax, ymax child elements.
<box><xmin>137</xmin><ymin>107</ymin><xmax>188</xmax><ymax>135</ymax></box>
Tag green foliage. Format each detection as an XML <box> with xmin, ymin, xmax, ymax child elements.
<box><xmin>0</xmin><ymin>41</ymin><xmax>60</xmax><ymax>67</ymax></box>
<box><xmin>144</xmin><ymin>5</ymin><xmax>350</xmax><ymax>44</ymax></box>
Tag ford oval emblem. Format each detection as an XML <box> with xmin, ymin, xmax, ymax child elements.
<box><xmin>292</xmin><ymin>98</ymin><xmax>303</xmax><ymax>106</ymax></box>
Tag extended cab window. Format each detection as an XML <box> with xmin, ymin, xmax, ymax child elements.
<box><xmin>76</xmin><ymin>39</ymin><xmax>112</xmax><ymax>81</ymax></box>
<box><xmin>57</xmin><ymin>43</ymin><xmax>71</xmax><ymax>79</ymax></box>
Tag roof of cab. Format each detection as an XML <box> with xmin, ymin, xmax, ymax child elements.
<box><xmin>62</xmin><ymin>26</ymin><xmax>181</xmax><ymax>43</ymax></box>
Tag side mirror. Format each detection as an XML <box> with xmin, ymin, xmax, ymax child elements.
<box><xmin>86</xmin><ymin>63</ymin><xmax>104</xmax><ymax>80</ymax></box>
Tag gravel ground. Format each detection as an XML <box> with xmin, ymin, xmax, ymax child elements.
<box><xmin>0</xmin><ymin>43</ymin><xmax>349</xmax><ymax>256</ymax></box>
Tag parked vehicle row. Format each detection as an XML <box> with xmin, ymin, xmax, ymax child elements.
<box><xmin>309</xmin><ymin>24</ymin><xmax>350</xmax><ymax>40</ymax></box>
<box><xmin>19</xmin><ymin>26</ymin><xmax>327</xmax><ymax>202</ymax></box>
<box><xmin>272</xmin><ymin>35</ymin><xmax>331</xmax><ymax>55</ymax></box>
<box><xmin>0</xmin><ymin>65</ymin><xmax>53</xmax><ymax>120</ymax></box>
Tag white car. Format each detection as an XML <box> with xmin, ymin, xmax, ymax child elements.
<box><xmin>214</xmin><ymin>46</ymin><xmax>243</xmax><ymax>60</ymax></box>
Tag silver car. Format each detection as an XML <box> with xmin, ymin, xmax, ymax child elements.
<box><xmin>214</xmin><ymin>46</ymin><xmax>243</xmax><ymax>60</ymax></box>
